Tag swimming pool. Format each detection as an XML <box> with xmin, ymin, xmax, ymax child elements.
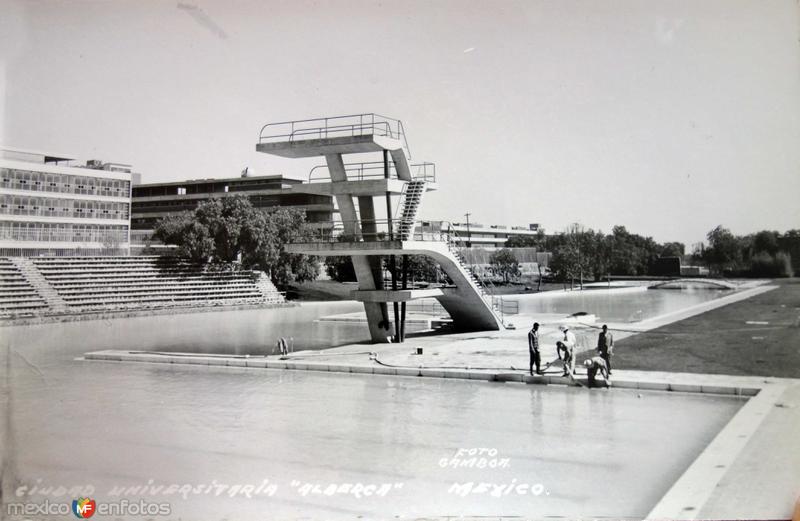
<box><xmin>512</xmin><ymin>287</ymin><xmax>732</xmax><ymax>323</ymax></box>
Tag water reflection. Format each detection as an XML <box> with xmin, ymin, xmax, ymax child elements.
<box><xmin>514</xmin><ymin>288</ymin><xmax>731</xmax><ymax>323</ymax></box>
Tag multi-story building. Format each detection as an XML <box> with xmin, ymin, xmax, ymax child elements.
<box><xmin>130</xmin><ymin>174</ymin><xmax>335</xmax><ymax>248</ymax></box>
<box><xmin>415</xmin><ymin>221</ymin><xmax>544</xmax><ymax>248</ymax></box>
<box><xmin>0</xmin><ymin>147</ymin><xmax>133</xmax><ymax>257</ymax></box>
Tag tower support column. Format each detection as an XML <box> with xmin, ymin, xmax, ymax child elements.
<box><xmin>325</xmin><ymin>153</ymin><xmax>392</xmax><ymax>342</ymax></box>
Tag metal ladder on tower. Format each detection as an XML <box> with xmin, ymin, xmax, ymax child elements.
<box><xmin>395</xmin><ymin>180</ymin><xmax>427</xmax><ymax>240</ymax></box>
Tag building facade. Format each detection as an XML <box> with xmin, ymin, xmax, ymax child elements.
<box><xmin>0</xmin><ymin>148</ymin><xmax>133</xmax><ymax>257</ymax></box>
<box><xmin>415</xmin><ymin>221</ymin><xmax>543</xmax><ymax>248</ymax></box>
<box><xmin>130</xmin><ymin>174</ymin><xmax>335</xmax><ymax>250</ymax></box>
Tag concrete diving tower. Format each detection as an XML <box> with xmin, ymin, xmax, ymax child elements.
<box><xmin>256</xmin><ymin>114</ymin><xmax>504</xmax><ymax>343</ymax></box>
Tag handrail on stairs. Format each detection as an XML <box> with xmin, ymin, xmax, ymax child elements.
<box><xmin>393</xmin><ymin>179</ymin><xmax>427</xmax><ymax>223</ymax></box>
<box><xmin>438</xmin><ymin>221</ymin><xmax>509</xmax><ymax>327</ymax></box>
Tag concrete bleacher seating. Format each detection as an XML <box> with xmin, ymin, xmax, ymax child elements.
<box><xmin>27</xmin><ymin>256</ymin><xmax>285</xmax><ymax>312</ymax></box>
<box><xmin>0</xmin><ymin>258</ymin><xmax>49</xmax><ymax>316</ymax></box>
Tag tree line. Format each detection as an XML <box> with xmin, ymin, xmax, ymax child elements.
<box><xmin>504</xmin><ymin>224</ymin><xmax>685</xmax><ymax>281</ymax></box>
<box><xmin>153</xmin><ymin>198</ymin><xmax>796</xmax><ymax>291</ymax></box>
<box><xmin>504</xmin><ymin>224</ymin><xmax>796</xmax><ymax>280</ymax></box>
<box><xmin>699</xmin><ymin>226</ymin><xmax>796</xmax><ymax>277</ymax></box>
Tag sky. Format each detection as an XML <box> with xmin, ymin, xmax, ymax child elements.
<box><xmin>1</xmin><ymin>0</ymin><xmax>798</xmax><ymax>247</ymax></box>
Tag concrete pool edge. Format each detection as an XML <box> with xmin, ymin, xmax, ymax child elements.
<box><xmin>629</xmin><ymin>282</ymin><xmax>776</xmax><ymax>332</ymax></box>
<box><xmin>81</xmin><ymin>349</ymin><xmax>769</xmax><ymax>397</ymax></box>
<box><xmin>0</xmin><ymin>300</ymin><xmax>297</xmax><ymax>327</ymax></box>
<box><xmin>644</xmin><ymin>380</ymin><xmax>791</xmax><ymax>521</ymax></box>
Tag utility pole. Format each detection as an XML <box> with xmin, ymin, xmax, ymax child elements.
<box><xmin>464</xmin><ymin>212</ymin><xmax>472</xmax><ymax>248</ymax></box>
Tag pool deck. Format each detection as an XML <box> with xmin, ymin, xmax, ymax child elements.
<box><xmin>82</xmin><ymin>281</ymin><xmax>799</xmax><ymax>520</ymax></box>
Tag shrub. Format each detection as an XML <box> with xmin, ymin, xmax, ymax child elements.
<box><xmin>749</xmin><ymin>251</ymin><xmax>793</xmax><ymax>277</ymax></box>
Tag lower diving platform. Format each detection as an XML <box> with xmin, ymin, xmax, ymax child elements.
<box><xmin>287</xmin><ymin>240</ymin><xmax>504</xmax><ymax>334</ymax></box>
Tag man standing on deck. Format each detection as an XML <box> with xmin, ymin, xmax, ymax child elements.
<box><xmin>556</xmin><ymin>325</ymin><xmax>577</xmax><ymax>376</ymax></box>
<box><xmin>528</xmin><ymin>322</ymin><xmax>542</xmax><ymax>375</ymax></box>
<box><xmin>596</xmin><ymin>324</ymin><xmax>614</xmax><ymax>375</ymax></box>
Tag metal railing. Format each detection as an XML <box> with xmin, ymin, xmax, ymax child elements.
<box><xmin>0</xmin><ymin>229</ymin><xmax>129</xmax><ymax>243</ymax></box>
<box><xmin>308</xmin><ymin>161</ymin><xmax>435</xmax><ymax>183</ymax></box>
<box><xmin>303</xmin><ymin>219</ymin><xmax>451</xmax><ymax>243</ymax></box>
<box><xmin>258</xmin><ymin>113</ymin><xmax>411</xmax><ymax>158</ymax></box>
<box><xmin>438</xmin><ymin>221</ymin><xmax>512</xmax><ymax>325</ymax></box>
<box><xmin>404</xmin><ymin>299</ymin><xmax>448</xmax><ymax>316</ymax></box>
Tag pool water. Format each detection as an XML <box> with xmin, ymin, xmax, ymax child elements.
<box><xmin>513</xmin><ymin>287</ymin><xmax>731</xmax><ymax>323</ymax></box>
<box><xmin>0</xmin><ymin>341</ymin><xmax>743</xmax><ymax>520</ymax></box>
<box><xmin>0</xmin><ymin>288</ymin><xmax>745</xmax><ymax>519</ymax></box>
<box><xmin>2</xmin><ymin>288</ymin><xmax>733</xmax><ymax>356</ymax></box>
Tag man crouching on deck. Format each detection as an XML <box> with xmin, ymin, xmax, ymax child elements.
<box><xmin>583</xmin><ymin>356</ymin><xmax>611</xmax><ymax>388</ymax></box>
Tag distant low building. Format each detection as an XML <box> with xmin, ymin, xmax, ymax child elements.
<box><xmin>0</xmin><ymin>147</ymin><xmax>133</xmax><ymax>257</ymax></box>
<box><xmin>680</xmin><ymin>265</ymin><xmax>710</xmax><ymax>277</ymax></box>
<box><xmin>415</xmin><ymin>221</ymin><xmax>543</xmax><ymax>248</ymax></box>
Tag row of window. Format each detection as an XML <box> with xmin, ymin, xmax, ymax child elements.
<box><xmin>132</xmin><ymin>200</ymin><xmax>198</xmax><ymax>210</ymax></box>
<box><xmin>0</xmin><ymin>168</ymin><xmax>130</xmax><ymax>198</ymax></box>
<box><xmin>131</xmin><ymin>194</ymin><xmax>332</xmax><ymax>209</ymax></box>
<box><xmin>132</xmin><ymin>181</ymin><xmax>287</xmax><ymax>198</ymax></box>
<box><xmin>0</xmin><ymin>195</ymin><xmax>130</xmax><ymax>220</ymax></box>
<box><xmin>0</xmin><ymin>222</ymin><xmax>129</xmax><ymax>243</ymax></box>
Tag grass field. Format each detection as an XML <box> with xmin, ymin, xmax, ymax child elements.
<box><xmin>615</xmin><ymin>278</ymin><xmax>800</xmax><ymax>377</ymax></box>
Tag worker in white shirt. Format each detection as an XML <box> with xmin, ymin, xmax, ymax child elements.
<box><xmin>556</xmin><ymin>325</ymin><xmax>577</xmax><ymax>377</ymax></box>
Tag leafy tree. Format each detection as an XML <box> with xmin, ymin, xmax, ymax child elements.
<box><xmin>154</xmin><ymin>195</ymin><xmax>318</xmax><ymax>288</ymax></box>
<box><xmin>752</xmin><ymin>230</ymin><xmax>780</xmax><ymax>256</ymax></box>
<box><xmin>550</xmin><ymin>226</ymin><xmax>594</xmax><ymax>281</ymax></box>
<box><xmin>749</xmin><ymin>251</ymin><xmax>793</xmax><ymax>277</ymax></box>
<box><xmin>703</xmin><ymin>225</ymin><xmax>743</xmax><ymax>274</ymax></box>
<box><xmin>489</xmin><ymin>248</ymin><xmax>520</xmax><ymax>283</ymax></box>
<box><xmin>660</xmin><ymin>242</ymin><xmax>685</xmax><ymax>258</ymax></box>
<box><xmin>324</xmin><ymin>257</ymin><xmax>356</xmax><ymax>282</ymax></box>
<box><xmin>608</xmin><ymin>225</ymin><xmax>639</xmax><ymax>275</ymax></box>
<box><xmin>401</xmin><ymin>255</ymin><xmax>442</xmax><ymax>284</ymax></box>
<box><xmin>324</xmin><ymin>234</ymin><xmax>358</xmax><ymax>282</ymax></box>
<box><xmin>255</xmin><ymin>207</ymin><xmax>319</xmax><ymax>287</ymax></box>
<box><xmin>505</xmin><ymin>230</ymin><xmax>546</xmax><ymax>249</ymax></box>
<box><xmin>605</xmin><ymin>225</ymin><xmax>664</xmax><ymax>276</ymax></box>
<box><xmin>154</xmin><ymin>212</ymin><xmax>215</xmax><ymax>262</ymax></box>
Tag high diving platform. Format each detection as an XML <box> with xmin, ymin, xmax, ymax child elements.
<box><xmin>256</xmin><ymin>113</ymin><xmax>505</xmax><ymax>343</ymax></box>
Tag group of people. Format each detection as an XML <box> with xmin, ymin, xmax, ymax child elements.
<box><xmin>527</xmin><ymin>322</ymin><xmax>614</xmax><ymax>388</ymax></box>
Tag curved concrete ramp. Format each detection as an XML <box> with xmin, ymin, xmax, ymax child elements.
<box><xmin>286</xmin><ymin>240</ymin><xmax>504</xmax><ymax>332</ymax></box>
<box><xmin>650</xmin><ymin>279</ymin><xmax>738</xmax><ymax>290</ymax></box>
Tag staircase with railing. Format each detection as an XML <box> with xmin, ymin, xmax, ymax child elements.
<box><xmin>441</xmin><ymin>225</ymin><xmax>510</xmax><ymax>324</ymax></box>
<box><xmin>396</xmin><ymin>180</ymin><xmax>427</xmax><ymax>240</ymax></box>
<box><xmin>446</xmin><ymin>229</ymin><xmax>500</xmax><ymax>308</ymax></box>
